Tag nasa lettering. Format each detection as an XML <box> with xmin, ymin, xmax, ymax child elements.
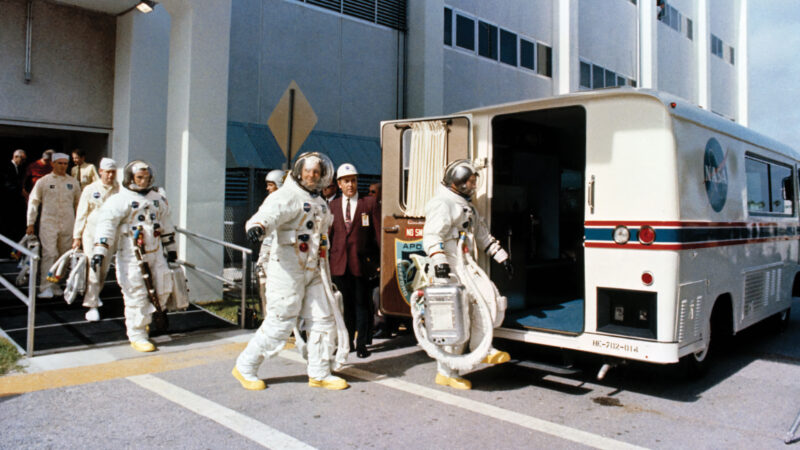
<box><xmin>703</xmin><ymin>137</ymin><xmax>728</xmax><ymax>212</ymax></box>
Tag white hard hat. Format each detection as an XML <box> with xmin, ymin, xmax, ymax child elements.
<box><xmin>99</xmin><ymin>157</ymin><xmax>117</xmax><ymax>170</ymax></box>
<box><xmin>52</xmin><ymin>152</ymin><xmax>69</xmax><ymax>162</ymax></box>
<box><xmin>337</xmin><ymin>163</ymin><xmax>358</xmax><ymax>179</ymax></box>
<box><xmin>265</xmin><ymin>169</ymin><xmax>285</xmax><ymax>188</ymax></box>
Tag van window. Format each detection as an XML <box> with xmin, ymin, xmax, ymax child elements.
<box><xmin>746</xmin><ymin>156</ymin><xmax>794</xmax><ymax>215</ymax></box>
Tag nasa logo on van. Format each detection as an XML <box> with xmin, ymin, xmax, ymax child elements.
<box><xmin>703</xmin><ymin>137</ymin><xmax>728</xmax><ymax>212</ymax></box>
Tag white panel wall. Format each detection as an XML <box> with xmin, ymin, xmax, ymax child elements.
<box><xmin>578</xmin><ymin>0</ymin><xmax>638</xmax><ymax>80</ymax></box>
<box><xmin>708</xmin><ymin>0</ymin><xmax>739</xmax><ymax>118</ymax></box>
<box><xmin>656</xmin><ymin>0</ymin><xmax>697</xmax><ymax>103</ymax></box>
<box><xmin>227</xmin><ymin>0</ymin><xmax>401</xmax><ymax>137</ymax></box>
<box><xmin>0</xmin><ymin>0</ymin><xmax>115</xmax><ymax>129</ymax></box>
<box><xmin>442</xmin><ymin>0</ymin><xmax>554</xmax><ymax>112</ymax></box>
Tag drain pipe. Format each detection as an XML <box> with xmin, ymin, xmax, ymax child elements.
<box><xmin>24</xmin><ymin>0</ymin><xmax>33</xmax><ymax>83</ymax></box>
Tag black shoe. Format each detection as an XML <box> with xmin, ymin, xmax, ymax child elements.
<box><xmin>356</xmin><ymin>347</ymin><xmax>371</xmax><ymax>358</ymax></box>
<box><xmin>373</xmin><ymin>328</ymin><xmax>391</xmax><ymax>339</ymax></box>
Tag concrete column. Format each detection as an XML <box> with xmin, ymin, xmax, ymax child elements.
<box><xmin>553</xmin><ymin>0</ymin><xmax>577</xmax><ymax>95</ymax></box>
<box><xmin>638</xmin><ymin>0</ymin><xmax>656</xmax><ymax>89</ymax></box>
<box><xmin>112</xmin><ymin>8</ymin><xmax>170</xmax><ymax>185</ymax></box>
<box><xmin>161</xmin><ymin>0</ymin><xmax>232</xmax><ymax>301</ymax></box>
<box><xmin>696</xmin><ymin>0</ymin><xmax>710</xmax><ymax>110</ymax></box>
<box><xmin>406</xmin><ymin>0</ymin><xmax>444</xmax><ymax>117</ymax></box>
<box><xmin>736</xmin><ymin>0</ymin><xmax>748</xmax><ymax>125</ymax></box>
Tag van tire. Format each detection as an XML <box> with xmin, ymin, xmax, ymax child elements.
<box><xmin>678</xmin><ymin>296</ymin><xmax>732</xmax><ymax>379</ymax></box>
<box><xmin>769</xmin><ymin>308</ymin><xmax>791</xmax><ymax>332</ymax></box>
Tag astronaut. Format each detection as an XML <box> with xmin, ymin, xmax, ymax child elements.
<box><xmin>72</xmin><ymin>158</ymin><xmax>120</xmax><ymax>322</ymax></box>
<box><xmin>422</xmin><ymin>159</ymin><xmax>514</xmax><ymax>390</ymax></box>
<box><xmin>26</xmin><ymin>152</ymin><xmax>81</xmax><ymax>298</ymax></box>
<box><xmin>233</xmin><ymin>152</ymin><xmax>348</xmax><ymax>391</ymax></box>
<box><xmin>91</xmin><ymin>160</ymin><xmax>177</xmax><ymax>352</ymax></box>
<box><xmin>251</xmin><ymin>169</ymin><xmax>285</xmax><ymax>311</ymax></box>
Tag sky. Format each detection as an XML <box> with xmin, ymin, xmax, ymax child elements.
<box><xmin>748</xmin><ymin>0</ymin><xmax>800</xmax><ymax>148</ymax></box>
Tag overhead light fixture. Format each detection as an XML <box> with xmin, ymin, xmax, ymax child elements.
<box><xmin>136</xmin><ymin>1</ymin><xmax>156</xmax><ymax>13</ymax></box>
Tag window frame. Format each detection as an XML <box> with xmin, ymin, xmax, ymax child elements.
<box><xmin>455</xmin><ymin>12</ymin><xmax>476</xmax><ymax>51</ymax></box>
<box><xmin>745</xmin><ymin>153</ymin><xmax>796</xmax><ymax>217</ymax></box>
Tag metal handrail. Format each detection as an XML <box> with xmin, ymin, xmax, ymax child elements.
<box><xmin>175</xmin><ymin>227</ymin><xmax>251</xmax><ymax>328</ymax></box>
<box><xmin>0</xmin><ymin>233</ymin><xmax>39</xmax><ymax>357</ymax></box>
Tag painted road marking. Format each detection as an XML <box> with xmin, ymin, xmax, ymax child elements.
<box><xmin>0</xmin><ymin>342</ymin><xmax>248</xmax><ymax>396</ymax></box>
<box><xmin>281</xmin><ymin>351</ymin><xmax>646</xmax><ymax>450</ymax></box>
<box><xmin>128</xmin><ymin>374</ymin><xmax>315</xmax><ymax>450</ymax></box>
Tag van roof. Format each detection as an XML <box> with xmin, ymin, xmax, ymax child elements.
<box><xmin>459</xmin><ymin>88</ymin><xmax>800</xmax><ymax>161</ymax></box>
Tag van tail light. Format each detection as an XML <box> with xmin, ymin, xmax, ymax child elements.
<box><xmin>638</xmin><ymin>225</ymin><xmax>656</xmax><ymax>245</ymax></box>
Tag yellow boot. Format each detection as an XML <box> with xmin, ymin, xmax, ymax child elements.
<box><xmin>308</xmin><ymin>375</ymin><xmax>349</xmax><ymax>390</ymax></box>
<box><xmin>232</xmin><ymin>367</ymin><xmax>266</xmax><ymax>391</ymax></box>
<box><xmin>482</xmin><ymin>350</ymin><xmax>511</xmax><ymax>365</ymax></box>
<box><xmin>435</xmin><ymin>373</ymin><xmax>472</xmax><ymax>390</ymax></box>
<box><xmin>130</xmin><ymin>340</ymin><xmax>155</xmax><ymax>352</ymax></box>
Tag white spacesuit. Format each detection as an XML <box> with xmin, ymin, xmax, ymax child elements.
<box><xmin>251</xmin><ymin>169</ymin><xmax>285</xmax><ymax>311</ymax></box>
<box><xmin>422</xmin><ymin>159</ymin><xmax>513</xmax><ymax>390</ymax></box>
<box><xmin>233</xmin><ymin>153</ymin><xmax>348</xmax><ymax>391</ymax></box>
<box><xmin>26</xmin><ymin>152</ymin><xmax>81</xmax><ymax>298</ymax></box>
<box><xmin>73</xmin><ymin>158</ymin><xmax>120</xmax><ymax>321</ymax></box>
<box><xmin>92</xmin><ymin>160</ymin><xmax>177</xmax><ymax>352</ymax></box>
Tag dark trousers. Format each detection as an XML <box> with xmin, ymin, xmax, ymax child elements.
<box><xmin>333</xmin><ymin>272</ymin><xmax>372</xmax><ymax>349</ymax></box>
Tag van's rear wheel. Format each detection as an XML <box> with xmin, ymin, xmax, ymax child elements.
<box><xmin>770</xmin><ymin>308</ymin><xmax>791</xmax><ymax>332</ymax></box>
<box><xmin>680</xmin><ymin>315</ymin><xmax>712</xmax><ymax>378</ymax></box>
<box><xmin>678</xmin><ymin>298</ymin><xmax>732</xmax><ymax>379</ymax></box>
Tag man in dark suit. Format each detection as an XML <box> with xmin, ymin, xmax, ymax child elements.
<box><xmin>2</xmin><ymin>149</ymin><xmax>27</xmax><ymax>255</ymax></box>
<box><xmin>329</xmin><ymin>163</ymin><xmax>381</xmax><ymax>358</ymax></box>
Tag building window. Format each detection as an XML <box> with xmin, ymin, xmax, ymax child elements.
<box><xmin>592</xmin><ymin>64</ymin><xmax>605</xmax><ymax>88</ymax></box>
<box><xmin>537</xmin><ymin>44</ymin><xmax>552</xmax><ymax>77</ymax></box>
<box><xmin>686</xmin><ymin>17</ymin><xmax>693</xmax><ymax>40</ymax></box>
<box><xmin>711</xmin><ymin>34</ymin><xmax>723</xmax><ymax>58</ymax></box>
<box><xmin>520</xmin><ymin>39</ymin><xmax>535</xmax><ymax>70</ymax></box>
<box><xmin>444</xmin><ymin>7</ymin><xmax>452</xmax><ymax>46</ymax></box>
<box><xmin>499</xmin><ymin>29</ymin><xmax>517</xmax><ymax>66</ymax></box>
<box><xmin>580</xmin><ymin>59</ymin><xmax>634</xmax><ymax>90</ymax></box>
<box><xmin>298</xmin><ymin>0</ymin><xmax>406</xmax><ymax>30</ymax></box>
<box><xmin>456</xmin><ymin>14</ymin><xmax>475</xmax><ymax>51</ymax></box>
<box><xmin>729</xmin><ymin>46</ymin><xmax>735</xmax><ymax>65</ymax></box>
<box><xmin>580</xmin><ymin>61</ymin><xmax>591</xmax><ymax>88</ymax></box>
<box><xmin>478</xmin><ymin>21</ymin><xmax>498</xmax><ymax>60</ymax></box>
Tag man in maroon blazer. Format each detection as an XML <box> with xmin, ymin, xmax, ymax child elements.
<box><xmin>329</xmin><ymin>163</ymin><xmax>381</xmax><ymax>358</ymax></box>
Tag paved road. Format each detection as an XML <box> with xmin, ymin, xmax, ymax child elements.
<box><xmin>3</xmin><ymin>299</ymin><xmax>800</xmax><ymax>449</ymax></box>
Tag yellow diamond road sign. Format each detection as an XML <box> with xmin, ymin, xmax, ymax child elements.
<box><xmin>267</xmin><ymin>81</ymin><xmax>318</xmax><ymax>163</ymax></box>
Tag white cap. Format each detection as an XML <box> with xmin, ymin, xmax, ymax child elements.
<box><xmin>99</xmin><ymin>157</ymin><xmax>117</xmax><ymax>170</ymax></box>
<box><xmin>337</xmin><ymin>163</ymin><xmax>358</xmax><ymax>178</ymax></box>
<box><xmin>52</xmin><ymin>152</ymin><xmax>69</xmax><ymax>162</ymax></box>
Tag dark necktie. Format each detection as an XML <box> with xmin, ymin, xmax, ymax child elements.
<box><xmin>345</xmin><ymin>198</ymin><xmax>352</xmax><ymax>232</ymax></box>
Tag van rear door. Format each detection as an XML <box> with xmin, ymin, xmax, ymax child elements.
<box><xmin>379</xmin><ymin>116</ymin><xmax>471</xmax><ymax>317</ymax></box>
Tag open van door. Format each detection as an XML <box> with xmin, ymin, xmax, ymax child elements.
<box><xmin>379</xmin><ymin>115</ymin><xmax>472</xmax><ymax>317</ymax></box>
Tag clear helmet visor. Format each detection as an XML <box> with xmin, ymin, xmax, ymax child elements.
<box><xmin>122</xmin><ymin>160</ymin><xmax>155</xmax><ymax>192</ymax></box>
<box><xmin>443</xmin><ymin>159</ymin><xmax>482</xmax><ymax>196</ymax></box>
<box><xmin>291</xmin><ymin>152</ymin><xmax>334</xmax><ymax>192</ymax></box>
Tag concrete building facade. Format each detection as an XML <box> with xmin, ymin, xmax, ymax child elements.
<box><xmin>0</xmin><ymin>0</ymin><xmax>748</xmax><ymax>300</ymax></box>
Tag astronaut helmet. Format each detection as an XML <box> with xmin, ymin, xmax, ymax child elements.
<box><xmin>443</xmin><ymin>159</ymin><xmax>481</xmax><ymax>197</ymax></box>
<box><xmin>265</xmin><ymin>169</ymin><xmax>285</xmax><ymax>189</ymax></box>
<box><xmin>291</xmin><ymin>152</ymin><xmax>334</xmax><ymax>193</ymax></box>
<box><xmin>123</xmin><ymin>160</ymin><xmax>155</xmax><ymax>193</ymax></box>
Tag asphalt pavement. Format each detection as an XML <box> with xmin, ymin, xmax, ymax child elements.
<box><xmin>3</xmin><ymin>300</ymin><xmax>800</xmax><ymax>449</ymax></box>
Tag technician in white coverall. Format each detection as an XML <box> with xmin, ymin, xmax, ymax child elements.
<box><xmin>26</xmin><ymin>152</ymin><xmax>81</xmax><ymax>298</ymax></box>
<box><xmin>423</xmin><ymin>159</ymin><xmax>514</xmax><ymax>390</ymax></box>
<box><xmin>233</xmin><ymin>153</ymin><xmax>348</xmax><ymax>391</ymax></box>
<box><xmin>252</xmin><ymin>169</ymin><xmax>285</xmax><ymax>311</ymax></box>
<box><xmin>91</xmin><ymin>160</ymin><xmax>177</xmax><ymax>352</ymax></box>
<box><xmin>72</xmin><ymin>158</ymin><xmax>120</xmax><ymax>322</ymax></box>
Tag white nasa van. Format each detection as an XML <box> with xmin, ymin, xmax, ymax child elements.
<box><xmin>379</xmin><ymin>88</ymin><xmax>799</xmax><ymax>373</ymax></box>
